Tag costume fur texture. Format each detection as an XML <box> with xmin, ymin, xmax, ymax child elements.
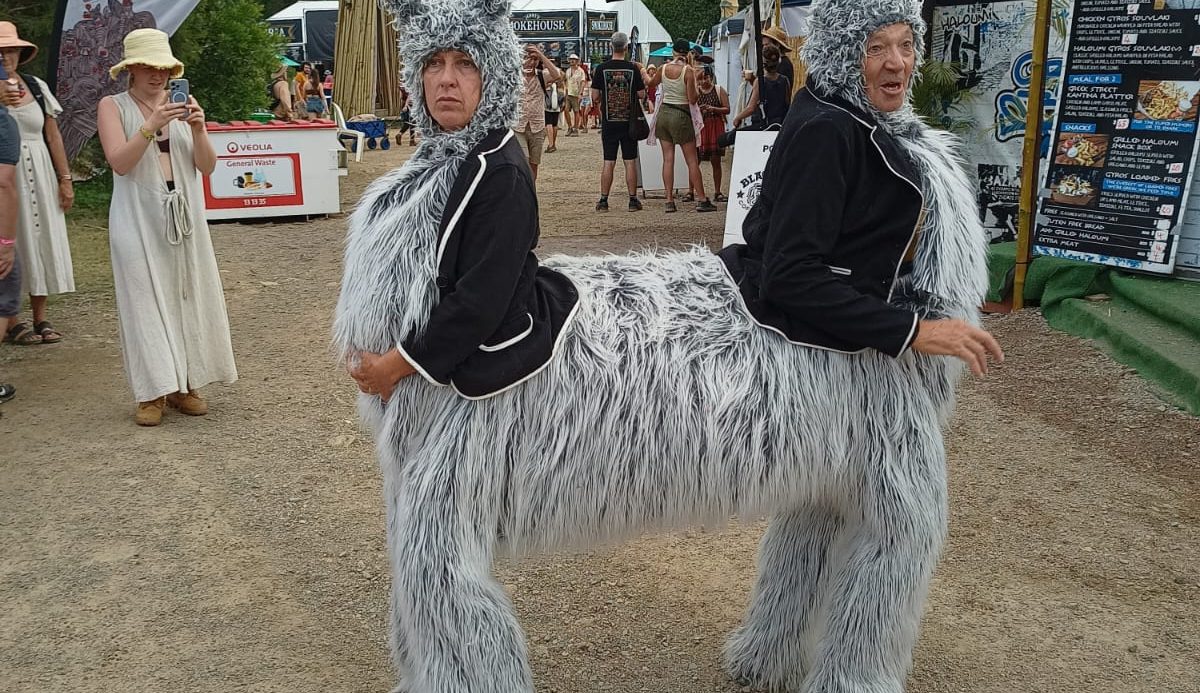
<box><xmin>333</xmin><ymin>1</ymin><xmax>987</xmax><ymax>691</ymax></box>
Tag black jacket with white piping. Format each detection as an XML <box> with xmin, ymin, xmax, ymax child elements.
<box><xmin>719</xmin><ymin>80</ymin><xmax>924</xmax><ymax>357</ymax></box>
<box><xmin>397</xmin><ymin>128</ymin><xmax>579</xmax><ymax>398</ymax></box>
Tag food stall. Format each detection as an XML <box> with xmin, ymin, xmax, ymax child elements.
<box><xmin>203</xmin><ymin>119</ymin><xmax>347</xmax><ymax>221</ymax></box>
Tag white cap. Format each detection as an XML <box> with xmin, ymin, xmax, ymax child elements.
<box><xmin>568</xmin><ymin>53</ymin><xmax>579</xmax><ymax>60</ymax></box>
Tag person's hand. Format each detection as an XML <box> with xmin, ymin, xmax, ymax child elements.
<box><xmin>348</xmin><ymin>349</ymin><xmax>417</xmax><ymax>402</ymax></box>
<box><xmin>0</xmin><ymin>244</ymin><xmax>14</xmax><ymax>280</ymax></box>
<box><xmin>58</xmin><ymin>178</ymin><xmax>74</xmax><ymax>212</ymax></box>
<box><xmin>910</xmin><ymin>318</ymin><xmax>1004</xmax><ymax>376</ymax></box>
<box><xmin>185</xmin><ymin>96</ymin><xmax>206</xmax><ymax>130</ymax></box>
<box><xmin>1</xmin><ymin>79</ymin><xmax>19</xmax><ymax>107</ymax></box>
<box><xmin>733</xmin><ymin>118</ymin><xmax>742</xmax><ymax>128</ymax></box>
<box><xmin>145</xmin><ymin>99</ymin><xmax>189</xmax><ymax>133</ymax></box>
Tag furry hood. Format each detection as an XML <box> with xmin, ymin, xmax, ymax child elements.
<box><xmin>382</xmin><ymin>0</ymin><xmax>521</xmax><ymax>160</ymax></box>
<box><xmin>801</xmin><ymin>0</ymin><xmax>926</xmax><ymax>137</ymax></box>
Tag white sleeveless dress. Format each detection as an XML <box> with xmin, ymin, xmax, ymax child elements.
<box><xmin>108</xmin><ymin>92</ymin><xmax>237</xmax><ymax>401</ymax></box>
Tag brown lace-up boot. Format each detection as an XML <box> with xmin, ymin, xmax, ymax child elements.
<box><xmin>166</xmin><ymin>390</ymin><xmax>208</xmax><ymax>416</ymax></box>
<box><xmin>135</xmin><ymin>397</ymin><xmax>166</xmax><ymax>426</ymax></box>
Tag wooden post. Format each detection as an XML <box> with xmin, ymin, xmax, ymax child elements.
<box><xmin>333</xmin><ymin>0</ymin><xmax>378</xmax><ymax>117</ymax></box>
<box><xmin>1013</xmin><ymin>0</ymin><xmax>1054</xmax><ymax>310</ymax></box>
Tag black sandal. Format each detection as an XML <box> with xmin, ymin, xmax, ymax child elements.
<box><xmin>3</xmin><ymin>322</ymin><xmax>42</xmax><ymax>346</ymax></box>
<box><xmin>33</xmin><ymin>321</ymin><xmax>62</xmax><ymax>344</ymax></box>
<box><xmin>0</xmin><ymin>383</ymin><xmax>14</xmax><ymax>402</ymax></box>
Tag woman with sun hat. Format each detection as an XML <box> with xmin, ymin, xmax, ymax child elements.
<box><xmin>96</xmin><ymin>28</ymin><xmax>237</xmax><ymax>427</ymax></box>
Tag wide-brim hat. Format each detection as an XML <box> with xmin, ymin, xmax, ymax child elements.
<box><xmin>0</xmin><ymin>21</ymin><xmax>39</xmax><ymax>66</ymax></box>
<box><xmin>762</xmin><ymin>25</ymin><xmax>793</xmax><ymax>52</ymax></box>
<box><xmin>109</xmin><ymin>28</ymin><xmax>184</xmax><ymax>80</ymax></box>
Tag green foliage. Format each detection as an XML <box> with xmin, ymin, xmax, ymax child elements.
<box><xmin>0</xmin><ymin>2</ymin><xmax>58</xmax><ymax>79</ymax></box>
<box><xmin>172</xmin><ymin>0</ymin><xmax>283</xmax><ymax>122</ymax></box>
<box><xmin>911</xmin><ymin>59</ymin><xmax>976</xmax><ymax>134</ymax></box>
<box><xmin>644</xmin><ymin>0</ymin><xmax>722</xmax><ymax>43</ymax></box>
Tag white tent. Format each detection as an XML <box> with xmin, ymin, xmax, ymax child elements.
<box><xmin>267</xmin><ymin>1</ymin><xmax>340</xmax><ymax>63</ymax></box>
<box><xmin>509</xmin><ymin>0</ymin><xmax>673</xmax><ymax>60</ymax></box>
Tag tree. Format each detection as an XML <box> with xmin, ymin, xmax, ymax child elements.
<box><xmin>0</xmin><ymin>2</ymin><xmax>58</xmax><ymax>79</ymax></box>
<box><xmin>261</xmin><ymin>0</ymin><xmax>293</xmax><ymax>18</ymax></box>
<box><xmin>644</xmin><ymin>0</ymin><xmax>722</xmax><ymax>43</ymax></box>
<box><xmin>172</xmin><ymin>0</ymin><xmax>283</xmax><ymax>122</ymax></box>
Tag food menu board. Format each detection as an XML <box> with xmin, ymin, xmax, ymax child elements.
<box><xmin>1034</xmin><ymin>0</ymin><xmax>1200</xmax><ymax>273</ymax></box>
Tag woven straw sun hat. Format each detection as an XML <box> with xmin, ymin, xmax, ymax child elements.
<box><xmin>109</xmin><ymin>28</ymin><xmax>184</xmax><ymax>80</ymax></box>
<box><xmin>762</xmin><ymin>25</ymin><xmax>793</xmax><ymax>52</ymax></box>
<box><xmin>0</xmin><ymin>21</ymin><xmax>39</xmax><ymax>65</ymax></box>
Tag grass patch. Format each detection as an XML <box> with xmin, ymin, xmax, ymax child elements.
<box><xmin>65</xmin><ymin>173</ymin><xmax>115</xmax><ymax>300</ymax></box>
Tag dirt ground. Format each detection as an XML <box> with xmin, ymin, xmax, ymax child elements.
<box><xmin>1</xmin><ymin>130</ymin><xmax>1198</xmax><ymax>693</ymax></box>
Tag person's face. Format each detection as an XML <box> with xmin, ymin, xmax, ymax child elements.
<box><xmin>128</xmin><ymin>64</ymin><xmax>171</xmax><ymax>92</ymax></box>
<box><xmin>303</xmin><ymin>64</ymin><xmax>312</xmax><ymax>75</ymax></box>
<box><xmin>0</xmin><ymin>48</ymin><xmax>21</xmax><ymax>75</ymax></box>
<box><xmin>423</xmin><ymin>50</ymin><xmax>482</xmax><ymax>132</ymax></box>
<box><xmin>697</xmin><ymin>70</ymin><xmax>712</xmax><ymax>89</ymax></box>
<box><xmin>862</xmin><ymin>23</ymin><xmax>916</xmax><ymax>113</ymax></box>
<box><xmin>569</xmin><ymin>58</ymin><xmax>579</xmax><ymax>68</ymax></box>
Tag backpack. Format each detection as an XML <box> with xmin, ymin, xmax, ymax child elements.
<box><xmin>19</xmin><ymin>74</ymin><xmax>50</xmax><ymax>147</ymax></box>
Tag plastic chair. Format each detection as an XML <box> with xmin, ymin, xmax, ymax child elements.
<box><xmin>332</xmin><ymin>103</ymin><xmax>364</xmax><ymax>162</ymax></box>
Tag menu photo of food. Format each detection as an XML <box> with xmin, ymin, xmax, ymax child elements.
<box><xmin>1134</xmin><ymin>80</ymin><xmax>1200</xmax><ymax>122</ymax></box>
<box><xmin>1050</xmin><ymin>169</ymin><xmax>1102</xmax><ymax>208</ymax></box>
<box><xmin>1054</xmin><ymin>134</ymin><xmax>1109</xmax><ymax>167</ymax></box>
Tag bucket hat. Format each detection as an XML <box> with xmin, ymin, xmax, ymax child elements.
<box><xmin>108</xmin><ymin>28</ymin><xmax>185</xmax><ymax>80</ymax></box>
<box><xmin>0</xmin><ymin>22</ymin><xmax>38</xmax><ymax>66</ymax></box>
<box><xmin>762</xmin><ymin>25</ymin><xmax>793</xmax><ymax>52</ymax></box>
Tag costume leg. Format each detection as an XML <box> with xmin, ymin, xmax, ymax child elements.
<box><xmin>801</xmin><ymin>445</ymin><xmax>948</xmax><ymax>693</ymax></box>
<box><xmin>388</xmin><ymin>450</ymin><xmax>534</xmax><ymax>693</ymax></box>
<box><xmin>724</xmin><ymin>506</ymin><xmax>844</xmax><ymax>691</ymax></box>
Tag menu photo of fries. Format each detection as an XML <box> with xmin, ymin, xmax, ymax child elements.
<box><xmin>1050</xmin><ymin>170</ymin><xmax>1102</xmax><ymax>208</ymax></box>
<box><xmin>1135</xmin><ymin>80</ymin><xmax>1200</xmax><ymax>122</ymax></box>
<box><xmin>1054</xmin><ymin>134</ymin><xmax>1109</xmax><ymax>168</ymax></box>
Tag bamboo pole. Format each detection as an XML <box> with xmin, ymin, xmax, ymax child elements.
<box><xmin>376</xmin><ymin>7</ymin><xmax>402</xmax><ymax>116</ymax></box>
<box><xmin>1013</xmin><ymin>0</ymin><xmax>1053</xmax><ymax>310</ymax></box>
<box><xmin>333</xmin><ymin>0</ymin><xmax>378</xmax><ymax>117</ymax></box>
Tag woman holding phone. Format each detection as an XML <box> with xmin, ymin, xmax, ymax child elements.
<box><xmin>96</xmin><ymin>28</ymin><xmax>237</xmax><ymax>426</ymax></box>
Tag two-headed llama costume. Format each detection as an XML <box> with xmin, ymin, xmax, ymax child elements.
<box><xmin>333</xmin><ymin>0</ymin><xmax>988</xmax><ymax>691</ymax></box>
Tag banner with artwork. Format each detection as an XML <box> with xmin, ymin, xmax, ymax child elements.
<box><xmin>49</xmin><ymin>0</ymin><xmax>203</xmax><ymax>160</ymax></box>
<box><xmin>930</xmin><ymin>1</ymin><xmax>1072</xmax><ymax>243</ymax></box>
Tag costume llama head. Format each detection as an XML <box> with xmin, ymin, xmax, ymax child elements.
<box><xmin>382</xmin><ymin>0</ymin><xmax>520</xmax><ymax>157</ymax></box>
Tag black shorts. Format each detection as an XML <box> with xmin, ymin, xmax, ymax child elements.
<box><xmin>0</xmin><ymin>110</ymin><xmax>18</xmax><ymax>166</ymax></box>
<box><xmin>601</xmin><ymin>125</ymin><xmax>638</xmax><ymax>161</ymax></box>
<box><xmin>545</xmin><ymin>111</ymin><xmax>560</xmax><ymax>127</ymax></box>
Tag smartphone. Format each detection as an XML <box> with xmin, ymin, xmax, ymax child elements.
<box><xmin>168</xmin><ymin>78</ymin><xmax>190</xmax><ymax>105</ymax></box>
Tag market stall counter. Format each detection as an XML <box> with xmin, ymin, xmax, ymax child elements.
<box><xmin>203</xmin><ymin>119</ymin><xmax>347</xmax><ymax>221</ymax></box>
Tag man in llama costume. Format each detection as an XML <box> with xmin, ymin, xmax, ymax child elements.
<box><xmin>335</xmin><ymin>0</ymin><xmax>1000</xmax><ymax>691</ymax></box>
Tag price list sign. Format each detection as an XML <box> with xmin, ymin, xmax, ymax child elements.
<box><xmin>1035</xmin><ymin>0</ymin><xmax>1200</xmax><ymax>273</ymax></box>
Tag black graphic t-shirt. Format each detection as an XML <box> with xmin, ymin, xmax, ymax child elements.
<box><xmin>591</xmin><ymin>59</ymin><xmax>645</xmax><ymax>131</ymax></box>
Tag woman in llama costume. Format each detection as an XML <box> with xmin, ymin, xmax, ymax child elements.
<box><xmin>335</xmin><ymin>1</ymin><xmax>1000</xmax><ymax>691</ymax></box>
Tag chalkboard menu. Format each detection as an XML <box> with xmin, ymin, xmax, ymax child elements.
<box><xmin>1035</xmin><ymin>0</ymin><xmax>1200</xmax><ymax>273</ymax></box>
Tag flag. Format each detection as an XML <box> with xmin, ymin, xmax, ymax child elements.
<box><xmin>49</xmin><ymin>0</ymin><xmax>203</xmax><ymax>160</ymax></box>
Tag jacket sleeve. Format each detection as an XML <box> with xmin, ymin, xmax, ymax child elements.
<box><xmin>758</xmin><ymin>116</ymin><xmax>919</xmax><ymax>357</ymax></box>
<box><xmin>397</xmin><ymin>165</ymin><xmax>535</xmax><ymax>384</ymax></box>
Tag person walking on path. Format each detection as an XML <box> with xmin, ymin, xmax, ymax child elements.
<box><xmin>1</xmin><ymin>60</ymin><xmax>26</xmax><ymax>402</ymax></box>
<box><xmin>696</xmin><ymin>66</ymin><xmax>730</xmax><ymax>202</ymax></box>
<box><xmin>514</xmin><ymin>43</ymin><xmax>560</xmax><ymax>180</ymax></box>
<box><xmin>644</xmin><ymin>38</ymin><xmax>716</xmax><ymax>213</ymax></box>
<box><xmin>543</xmin><ymin>69</ymin><xmax>564</xmax><ymax>153</ymax></box>
<box><xmin>0</xmin><ymin>22</ymin><xmax>76</xmax><ymax>347</ymax></box>
<box><xmin>732</xmin><ymin>44</ymin><xmax>792</xmax><ymax>129</ymax></box>
<box><xmin>564</xmin><ymin>54</ymin><xmax>586</xmax><ymax>135</ymax></box>
<box><xmin>96</xmin><ymin>29</ymin><xmax>238</xmax><ymax>426</ymax></box>
<box><xmin>590</xmin><ymin>32</ymin><xmax>645</xmax><ymax>212</ymax></box>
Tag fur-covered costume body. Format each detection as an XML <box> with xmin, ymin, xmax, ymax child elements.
<box><xmin>333</xmin><ymin>1</ymin><xmax>987</xmax><ymax>691</ymax></box>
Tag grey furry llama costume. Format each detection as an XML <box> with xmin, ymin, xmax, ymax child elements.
<box><xmin>332</xmin><ymin>0</ymin><xmax>988</xmax><ymax>691</ymax></box>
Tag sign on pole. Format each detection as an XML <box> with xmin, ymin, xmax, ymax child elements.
<box><xmin>1034</xmin><ymin>0</ymin><xmax>1200</xmax><ymax>273</ymax></box>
